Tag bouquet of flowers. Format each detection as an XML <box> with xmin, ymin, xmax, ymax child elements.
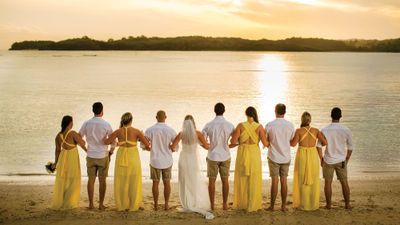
<box><xmin>45</xmin><ymin>162</ymin><xmax>56</xmax><ymax>174</ymax></box>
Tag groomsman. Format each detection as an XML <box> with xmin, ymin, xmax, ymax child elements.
<box><xmin>79</xmin><ymin>102</ymin><xmax>115</xmax><ymax>210</ymax></box>
<box><xmin>143</xmin><ymin>110</ymin><xmax>178</xmax><ymax>211</ymax></box>
<box><xmin>318</xmin><ymin>107</ymin><xmax>354</xmax><ymax>209</ymax></box>
<box><xmin>265</xmin><ymin>103</ymin><xmax>294</xmax><ymax>211</ymax></box>
<box><xmin>202</xmin><ymin>103</ymin><xmax>235</xmax><ymax>210</ymax></box>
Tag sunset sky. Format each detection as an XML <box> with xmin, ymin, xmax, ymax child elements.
<box><xmin>0</xmin><ymin>0</ymin><xmax>399</xmax><ymax>49</ymax></box>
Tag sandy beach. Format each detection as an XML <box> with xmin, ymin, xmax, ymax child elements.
<box><xmin>1</xmin><ymin>173</ymin><xmax>399</xmax><ymax>225</ymax></box>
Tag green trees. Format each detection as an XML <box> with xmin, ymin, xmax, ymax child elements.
<box><xmin>9</xmin><ymin>36</ymin><xmax>400</xmax><ymax>52</ymax></box>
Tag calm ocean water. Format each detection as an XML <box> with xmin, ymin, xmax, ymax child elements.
<box><xmin>0</xmin><ymin>50</ymin><xmax>399</xmax><ymax>182</ymax></box>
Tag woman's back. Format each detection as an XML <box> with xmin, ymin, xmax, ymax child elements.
<box><xmin>58</xmin><ymin>130</ymin><xmax>77</xmax><ymax>150</ymax></box>
<box><xmin>298</xmin><ymin>127</ymin><xmax>318</xmax><ymax>147</ymax></box>
<box><xmin>117</xmin><ymin>127</ymin><xmax>138</xmax><ymax>147</ymax></box>
<box><xmin>239</xmin><ymin>122</ymin><xmax>261</xmax><ymax>145</ymax></box>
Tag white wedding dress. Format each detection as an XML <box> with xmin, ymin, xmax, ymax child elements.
<box><xmin>178</xmin><ymin>120</ymin><xmax>214</xmax><ymax>219</ymax></box>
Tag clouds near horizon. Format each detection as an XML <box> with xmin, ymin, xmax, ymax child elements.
<box><xmin>0</xmin><ymin>0</ymin><xmax>399</xmax><ymax>49</ymax></box>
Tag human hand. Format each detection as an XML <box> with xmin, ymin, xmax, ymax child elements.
<box><xmin>51</xmin><ymin>163</ymin><xmax>56</xmax><ymax>170</ymax></box>
<box><xmin>320</xmin><ymin>158</ymin><xmax>324</xmax><ymax>167</ymax></box>
<box><xmin>229</xmin><ymin>143</ymin><xmax>238</xmax><ymax>148</ymax></box>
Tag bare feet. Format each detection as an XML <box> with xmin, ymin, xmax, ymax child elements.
<box><xmin>88</xmin><ymin>204</ymin><xmax>95</xmax><ymax>210</ymax></box>
<box><xmin>99</xmin><ymin>204</ymin><xmax>108</xmax><ymax>210</ymax></box>
<box><xmin>345</xmin><ymin>204</ymin><xmax>354</xmax><ymax>210</ymax></box>
<box><xmin>223</xmin><ymin>203</ymin><xmax>230</xmax><ymax>210</ymax></box>
<box><xmin>281</xmin><ymin>206</ymin><xmax>288</xmax><ymax>212</ymax></box>
<box><xmin>154</xmin><ymin>204</ymin><xmax>158</xmax><ymax>211</ymax></box>
<box><xmin>266</xmin><ymin>206</ymin><xmax>274</xmax><ymax>211</ymax></box>
<box><xmin>164</xmin><ymin>204</ymin><xmax>171</xmax><ymax>211</ymax></box>
<box><xmin>324</xmin><ymin>205</ymin><xmax>332</xmax><ymax>210</ymax></box>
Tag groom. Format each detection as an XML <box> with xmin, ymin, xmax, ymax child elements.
<box><xmin>143</xmin><ymin>110</ymin><xmax>178</xmax><ymax>211</ymax></box>
<box><xmin>202</xmin><ymin>103</ymin><xmax>235</xmax><ymax>210</ymax></box>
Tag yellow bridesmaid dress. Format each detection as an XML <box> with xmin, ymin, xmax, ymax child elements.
<box><xmin>293</xmin><ymin>127</ymin><xmax>320</xmax><ymax>210</ymax></box>
<box><xmin>114</xmin><ymin>126</ymin><xmax>142</xmax><ymax>211</ymax></box>
<box><xmin>233</xmin><ymin>122</ymin><xmax>262</xmax><ymax>212</ymax></box>
<box><xmin>49</xmin><ymin>130</ymin><xmax>81</xmax><ymax>209</ymax></box>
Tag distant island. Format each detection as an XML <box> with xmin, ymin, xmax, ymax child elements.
<box><xmin>9</xmin><ymin>36</ymin><xmax>400</xmax><ymax>52</ymax></box>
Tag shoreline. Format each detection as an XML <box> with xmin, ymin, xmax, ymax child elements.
<box><xmin>1</xmin><ymin>175</ymin><xmax>400</xmax><ymax>224</ymax></box>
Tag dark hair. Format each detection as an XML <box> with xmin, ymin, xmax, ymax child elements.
<box><xmin>60</xmin><ymin>115</ymin><xmax>73</xmax><ymax>134</ymax></box>
<box><xmin>214</xmin><ymin>103</ymin><xmax>225</xmax><ymax>116</ymax></box>
<box><xmin>245</xmin><ymin>106</ymin><xmax>259</xmax><ymax>123</ymax></box>
<box><xmin>331</xmin><ymin>107</ymin><xmax>342</xmax><ymax>120</ymax></box>
<box><xmin>92</xmin><ymin>102</ymin><xmax>103</xmax><ymax>115</ymax></box>
<box><xmin>275</xmin><ymin>103</ymin><xmax>286</xmax><ymax>115</ymax></box>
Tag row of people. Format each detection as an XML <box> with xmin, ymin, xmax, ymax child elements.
<box><xmin>48</xmin><ymin>102</ymin><xmax>353</xmax><ymax>217</ymax></box>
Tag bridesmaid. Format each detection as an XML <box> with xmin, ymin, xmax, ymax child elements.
<box><xmin>290</xmin><ymin>112</ymin><xmax>327</xmax><ymax>210</ymax></box>
<box><xmin>231</xmin><ymin>107</ymin><xmax>269</xmax><ymax>212</ymax></box>
<box><xmin>104</xmin><ymin>112</ymin><xmax>150</xmax><ymax>211</ymax></box>
<box><xmin>49</xmin><ymin>115</ymin><xmax>88</xmax><ymax>210</ymax></box>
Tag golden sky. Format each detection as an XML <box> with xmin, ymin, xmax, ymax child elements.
<box><xmin>1</xmin><ymin>0</ymin><xmax>399</xmax><ymax>49</ymax></box>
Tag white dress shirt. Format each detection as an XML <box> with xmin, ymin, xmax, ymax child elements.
<box><xmin>202</xmin><ymin>116</ymin><xmax>235</xmax><ymax>162</ymax></box>
<box><xmin>145</xmin><ymin>122</ymin><xmax>178</xmax><ymax>169</ymax></box>
<box><xmin>265</xmin><ymin>118</ymin><xmax>295</xmax><ymax>164</ymax></box>
<box><xmin>79</xmin><ymin>117</ymin><xmax>113</xmax><ymax>159</ymax></box>
<box><xmin>319</xmin><ymin>122</ymin><xmax>353</xmax><ymax>164</ymax></box>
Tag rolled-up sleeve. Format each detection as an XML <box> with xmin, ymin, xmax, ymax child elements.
<box><xmin>140</xmin><ymin>128</ymin><xmax>151</xmax><ymax>149</ymax></box>
<box><xmin>346</xmin><ymin>130</ymin><xmax>353</xmax><ymax>150</ymax></box>
<box><xmin>171</xmin><ymin>130</ymin><xmax>179</xmax><ymax>152</ymax></box>
<box><xmin>79</xmin><ymin>121</ymin><xmax>86</xmax><ymax>138</ymax></box>
<box><xmin>202</xmin><ymin>125</ymin><xmax>208</xmax><ymax>141</ymax></box>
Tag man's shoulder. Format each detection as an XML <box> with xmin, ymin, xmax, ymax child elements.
<box><xmin>208</xmin><ymin>119</ymin><xmax>234</xmax><ymax>128</ymax></box>
<box><xmin>146</xmin><ymin>123</ymin><xmax>158</xmax><ymax>132</ymax></box>
<box><xmin>267</xmin><ymin>119</ymin><xmax>293</xmax><ymax>129</ymax></box>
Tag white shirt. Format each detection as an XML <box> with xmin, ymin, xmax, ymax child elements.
<box><xmin>144</xmin><ymin>122</ymin><xmax>178</xmax><ymax>169</ymax></box>
<box><xmin>79</xmin><ymin>117</ymin><xmax>113</xmax><ymax>159</ymax></box>
<box><xmin>319</xmin><ymin>122</ymin><xmax>353</xmax><ymax>164</ymax></box>
<box><xmin>265</xmin><ymin>118</ymin><xmax>295</xmax><ymax>164</ymax></box>
<box><xmin>202</xmin><ymin>116</ymin><xmax>235</xmax><ymax>162</ymax></box>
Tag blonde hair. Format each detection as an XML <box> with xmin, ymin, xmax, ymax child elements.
<box><xmin>301</xmin><ymin>111</ymin><xmax>311</xmax><ymax>127</ymax></box>
<box><xmin>120</xmin><ymin>112</ymin><xmax>133</xmax><ymax>128</ymax></box>
<box><xmin>184</xmin><ymin>115</ymin><xmax>196</xmax><ymax>129</ymax></box>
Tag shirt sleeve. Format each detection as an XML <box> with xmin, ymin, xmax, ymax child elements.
<box><xmin>144</xmin><ymin>128</ymin><xmax>151</xmax><ymax>141</ymax></box>
<box><xmin>202</xmin><ymin>124</ymin><xmax>208</xmax><ymax>140</ymax></box>
<box><xmin>171</xmin><ymin>129</ymin><xmax>179</xmax><ymax>152</ymax></box>
<box><xmin>79</xmin><ymin>121</ymin><xmax>86</xmax><ymax>138</ymax></box>
<box><xmin>290</xmin><ymin>123</ymin><xmax>295</xmax><ymax>140</ymax></box>
<box><xmin>346</xmin><ymin>129</ymin><xmax>354</xmax><ymax>150</ymax></box>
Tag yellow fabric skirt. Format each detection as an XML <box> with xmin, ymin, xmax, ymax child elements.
<box><xmin>114</xmin><ymin>146</ymin><xmax>142</xmax><ymax>211</ymax></box>
<box><xmin>49</xmin><ymin>147</ymin><xmax>81</xmax><ymax>210</ymax></box>
<box><xmin>293</xmin><ymin>146</ymin><xmax>320</xmax><ymax>210</ymax></box>
<box><xmin>233</xmin><ymin>144</ymin><xmax>262</xmax><ymax>212</ymax></box>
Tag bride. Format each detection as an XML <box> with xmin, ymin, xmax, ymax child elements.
<box><xmin>170</xmin><ymin>115</ymin><xmax>214</xmax><ymax>219</ymax></box>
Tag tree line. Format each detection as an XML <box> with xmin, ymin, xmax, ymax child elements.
<box><xmin>9</xmin><ymin>36</ymin><xmax>400</xmax><ymax>52</ymax></box>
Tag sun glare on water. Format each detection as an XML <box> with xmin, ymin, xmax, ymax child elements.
<box><xmin>255</xmin><ymin>54</ymin><xmax>289</xmax><ymax>122</ymax></box>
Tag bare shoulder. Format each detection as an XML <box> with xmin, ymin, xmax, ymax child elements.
<box><xmin>70</xmin><ymin>130</ymin><xmax>79</xmax><ymax>136</ymax></box>
<box><xmin>55</xmin><ymin>133</ymin><xmax>61</xmax><ymax>141</ymax></box>
<box><xmin>311</xmin><ymin>127</ymin><xmax>320</xmax><ymax>133</ymax></box>
<box><xmin>131</xmin><ymin>127</ymin><xmax>142</xmax><ymax>134</ymax></box>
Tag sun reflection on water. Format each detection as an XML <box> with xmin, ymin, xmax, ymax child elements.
<box><xmin>255</xmin><ymin>54</ymin><xmax>289</xmax><ymax>124</ymax></box>
<box><xmin>254</xmin><ymin>53</ymin><xmax>291</xmax><ymax>178</ymax></box>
